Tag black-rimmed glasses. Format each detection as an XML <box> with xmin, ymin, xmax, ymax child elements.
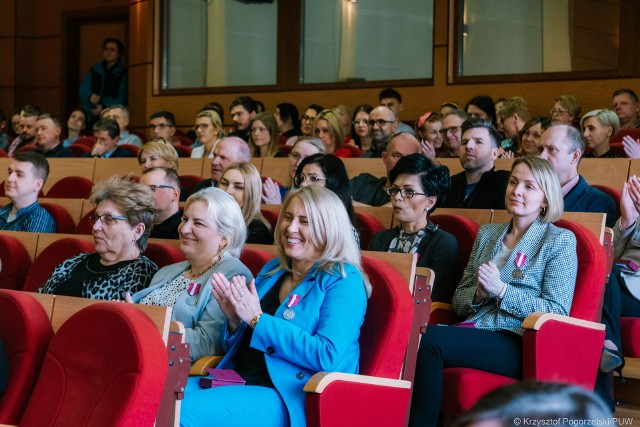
<box><xmin>88</xmin><ymin>213</ymin><xmax>129</xmax><ymax>226</ymax></box>
<box><xmin>385</xmin><ymin>186</ymin><xmax>428</xmax><ymax>199</ymax></box>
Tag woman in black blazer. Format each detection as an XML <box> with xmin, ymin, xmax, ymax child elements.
<box><xmin>369</xmin><ymin>153</ymin><xmax>459</xmax><ymax>303</ymax></box>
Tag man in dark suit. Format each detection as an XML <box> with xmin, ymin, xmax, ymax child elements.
<box><xmin>34</xmin><ymin>113</ymin><xmax>75</xmax><ymax>158</ymax></box>
<box><xmin>86</xmin><ymin>118</ymin><xmax>134</xmax><ymax>158</ymax></box>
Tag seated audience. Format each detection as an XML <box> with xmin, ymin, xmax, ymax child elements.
<box><xmin>409</xmin><ymin>156</ymin><xmax>577</xmax><ymax>427</ymax></box>
<box><xmin>415</xmin><ymin>112</ymin><xmax>444</xmax><ymax>159</ymax></box>
<box><xmin>581</xmin><ymin>109</ymin><xmax>620</xmax><ymax>158</ymax></box>
<box><xmin>370</xmin><ymin>153</ymin><xmax>458</xmax><ymax>303</ymax></box>
<box><xmin>219</xmin><ymin>162</ymin><xmax>273</xmax><ymax>244</ymax></box>
<box><xmin>180</xmin><ymin>186</ymin><xmax>369</xmax><ymax>427</ymax></box>
<box><xmin>379</xmin><ymin>87</ymin><xmax>414</xmax><ymax>134</ymax></box>
<box><xmin>551</xmin><ymin>95</ymin><xmax>581</xmax><ymax>125</ymax></box>
<box><xmin>497</xmin><ymin>97</ymin><xmax>528</xmax><ymax>154</ymax></box>
<box><xmin>351</xmin><ymin>131</ymin><xmax>421</xmax><ymax>206</ymax></box>
<box><xmin>455</xmin><ymin>382</ymin><xmax>611</xmax><ymax>427</ymax></box>
<box><xmin>62</xmin><ymin>109</ymin><xmax>87</xmax><ymax>147</ymax></box>
<box><xmin>0</xmin><ymin>109</ymin><xmax>9</xmax><ymax>152</ymax></box>
<box><xmin>88</xmin><ymin>118</ymin><xmax>134</xmax><ymax>158</ymax></box>
<box><xmin>537</xmin><ymin>124</ymin><xmax>617</xmax><ymax>228</ymax></box>
<box><xmin>149</xmin><ymin>110</ymin><xmax>181</xmax><ymax>146</ymax></box>
<box><xmin>37</xmin><ymin>176</ymin><xmax>158</xmax><ymax>299</ymax></box>
<box><xmin>228</xmin><ymin>96</ymin><xmax>258</xmax><ymax>142</ymax></box>
<box><xmin>34</xmin><ymin>113</ymin><xmax>75</xmax><ymax>158</ymax></box>
<box><xmin>612</xmin><ymin>89</ymin><xmax>640</xmax><ymax>130</ymax></box>
<box><xmin>138</xmin><ymin>139</ymin><xmax>180</xmax><ymax>172</ymax></box>
<box><xmin>262</xmin><ymin>136</ymin><xmax>326</xmax><ymax>204</ymax></box>
<box><xmin>333</xmin><ymin>104</ymin><xmax>354</xmax><ymax>139</ymax></box>
<box><xmin>275</xmin><ymin>103</ymin><xmax>301</xmax><ymax>144</ymax></box>
<box><xmin>364</xmin><ymin>106</ymin><xmax>398</xmax><ymax>158</ymax></box>
<box><xmin>0</xmin><ymin>151</ymin><xmax>55</xmax><ymax>233</ymax></box>
<box><xmin>517</xmin><ymin>116</ymin><xmax>551</xmax><ymax>156</ymax></box>
<box><xmin>249</xmin><ymin>113</ymin><xmax>281</xmax><ymax>158</ymax></box>
<box><xmin>8</xmin><ymin>105</ymin><xmax>41</xmax><ymax>157</ymax></box>
<box><xmin>130</xmin><ymin>187</ymin><xmax>253</xmax><ymax>362</ymax></box>
<box><xmin>191</xmin><ymin>110</ymin><xmax>224</xmax><ymax>159</ymax></box>
<box><xmin>294</xmin><ymin>153</ymin><xmax>360</xmax><ymax>245</ymax></box>
<box><xmin>351</xmin><ymin>104</ymin><xmax>373</xmax><ymax>152</ymax></box>
<box><xmin>439</xmin><ymin>110</ymin><xmax>468</xmax><ymax>158</ymax></box>
<box><xmin>102</xmin><ymin>104</ymin><xmax>142</xmax><ymax>147</ymax></box>
<box><xmin>193</xmin><ymin>136</ymin><xmax>252</xmax><ymax>192</ymax></box>
<box><xmin>441</xmin><ymin>118</ymin><xmax>510</xmax><ymax>210</ymax></box>
<box><xmin>139</xmin><ymin>167</ymin><xmax>182</xmax><ymax>239</ymax></box>
<box><xmin>465</xmin><ymin>95</ymin><xmax>496</xmax><ymax>127</ymax></box>
<box><xmin>314</xmin><ymin>109</ymin><xmax>361</xmax><ymax>158</ymax></box>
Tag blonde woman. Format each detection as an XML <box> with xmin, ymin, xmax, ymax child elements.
<box><xmin>314</xmin><ymin>109</ymin><xmax>361</xmax><ymax>158</ymax></box>
<box><xmin>138</xmin><ymin>139</ymin><xmax>180</xmax><ymax>172</ymax></box>
<box><xmin>248</xmin><ymin>112</ymin><xmax>280</xmax><ymax>158</ymax></box>
<box><xmin>581</xmin><ymin>109</ymin><xmax>621</xmax><ymax>158</ymax></box>
<box><xmin>219</xmin><ymin>162</ymin><xmax>273</xmax><ymax>244</ymax></box>
<box><xmin>191</xmin><ymin>110</ymin><xmax>225</xmax><ymax>159</ymax></box>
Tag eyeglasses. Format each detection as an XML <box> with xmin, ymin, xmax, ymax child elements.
<box><xmin>88</xmin><ymin>213</ymin><xmax>129</xmax><ymax>226</ymax></box>
<box><xmin>550</xmin><ymin>108</ymin><xmax>569</xmax><ymax>115</ymax></box>
<box><xmin>367</xmin><ymin>119</ymin><xmax>394</xmax><ymax>127</ymax></box>
<box><xmin>148</xmin><ymin>123</ymin><xmax>173</xmax><ymax>130</ymax></box>
<box><xmin>385</xmin><ymin>186</ymin><xmax>428</xmax><ymax>199</ymax></box>
<box><xmin>439</xmin><ymin>126</ymin><xmax>461</xmax><ymax>136</ymax></box>
<box><xmin>294</xmin><ymin>173</ymin><xmax>327</xmax><ymax>187</ymax></box>
<box><xmin>352</xmin><ymin>119</ymin><xmax>368</xmax><ymax>126</ymax></box>
<box><xmin>301</xmin><ymin>115</ymin><xmax>316</xmax><ymax>122</ymax></box>
<box><xmin>193</xmin><ymin>124</ymin><xmax>210</xmax><ymax>131</ymax></box>
<box><xmin>148</xmin><ymin>184</ymin><xmax>174</xmax><ymax>192</ymax></box>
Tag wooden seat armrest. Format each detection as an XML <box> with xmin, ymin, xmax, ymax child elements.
<box><xmin>303</xmin><ymin>372</ymin><xmax>411</xmax><ymax>393</ymax></box>
<box><xmin>430</xmin><ymin>302</ymin><xmax>453</xmax><ymax>312</ymax></box>
<box><xmin>521</xmin><ymin>312</ymin><xmax>606</xmax><ymax>332</ymax></box>
<box><xmin>189</xmin><ymin>355</ymin><xmax>224</xmax><ymax>376</ymax></box>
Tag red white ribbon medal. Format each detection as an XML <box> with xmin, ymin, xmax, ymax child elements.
<box><xmin>512</xmin><ymin>252</ymin><xmax>527</xmax><ymax>278</ymax></box>
<box><xmin>283</xmin><ymin>294</ymin><xmax>300</xmax><ymax>320</ymax></box>
<box><xmin>186</xmin><ymin>282</ymin><xmax>201</xmax><ymax>306</ymax></box>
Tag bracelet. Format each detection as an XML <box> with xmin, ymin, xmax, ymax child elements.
<box><xmin>249</xmin><ymin>313</ymin><xmax>262</xmax><ymax>329</ymax></box>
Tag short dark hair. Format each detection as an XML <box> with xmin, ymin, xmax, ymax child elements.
<box><xmin>612</xmin><ymin>88</ymin><xmax>639</xmax><ymax>103</ymax></box>
<box><xmin>93</xmin><ymin>118</ymin><xmax>120</xmax><ymax>139</ymax></box>
<box><xmin>201</xmin><ymin>102</ymin><xmax>225</xmax><ymax>123</ymax></box>
<box><xmin>379</xmin><ymin>88</ymin><xmax>402</xmax><ymax>103</ymax></box>
<box><xmin>307</xmin><ymin>104</ymin><xmax>324</xmax><ymax>115</ymax></box>
<box><xmin>389</xmin><ymin>153</ymin><xmax>451</xmax><ymax>212</ymax></box>
<box><xmin>37</xmin><ymin>113</ymin><xmax>62</xmax><ymax>129</ymax></box>
<box><xmin>149</xmin><ymin>111</ymin><xmax>176</xmax><ymax>127</ymax></box>
<box><xmin>103</xmin><ymin>37</ymin><xmax>125</xmax><ymax>55</ymax></box>
<box><xmin>21</xmin><ymin>105</ymin><xmax>42</xmax><ymax>118</ymax></box>
<box><xmin>230</xmin><ymin>96</ymin><xmax>257</xmax><ymax>114</ymax></box>
<box><xmin>465</xmin><ymin>95</ymin><xmax>497</xmax><ymax>126</ymax></box>
<box><xmin>142</xmin><ymin>166</ymin><xmax>181</xmax><ymax>189</ymax></box>
<box><xmin>461</xmin><ymin>118</ymin><xmax>502</xmax><ymax>148</ymax></box>
<box><xmin>14</xmin><ymin>151</ymin><xmax>50</xmax><ymax>183</ymax></box>
<box><xmin>277</xmin><ymin>103</ymin><xmax>300</xmax><ymax>129</ymax></box>
<box><xmin>295</xmin><ymin>153</ymin><xmax>357</xmax><ymax>226</ymax></box>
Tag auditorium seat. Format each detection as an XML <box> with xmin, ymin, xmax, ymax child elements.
<box><xmin>40</xmin><ymin>202</ymin><xmax>77</xmax><ymax>233</ymax></box>
<box><xmin>75</xmin><ymin>208</ymin><xmax>95</xmax><ymax>235</ymax></box>
<box><xmin>119</xmin><ymin>144</ymin><xmax>140</xmax><ymax>156</ymax></box>
<box><xmin>430</xmin><ymin>213</ymin><xmax>480</xmax><ymax>283</ymax></box>
<box><xmin>174</xmin><ymin>135</ymin><xmax>194</xmax><ymax>146</ymax></box>
<box><xmin>45</xmin><ymin>176</ymin><xmax>94</xmax><ymax>199</ymax></box>
<box><xmin>240</xmin><ymin>247</ymin><xmax>275</xmax><ymax>277</ymax></box>
<box><xmin>174</xmin><ymin>144</ymin><xmax>192</xmax><ymax>157</ymax></box>
<box><xmin>0</xmin><ymin>234</ymin><xmax>32</xmax><ymax>290</ymax></box>
<box><xmin>145</xmin><ymin>242</ymin><xmax>186</xmax><ymax>268</ymax></box>
<box><xmin>179</xmin><ymin>174</ymin><xmax>205</xmax><ymax>195</ymax></box>
<box><xmin>356</xmin><ymin>212</ymin><xmax>386</xmax><ymax>250</ymax></box>
<box><xmin>68</xmin><ymin>144</ymin><xmax>92</xmax><ymax>157</ymax></box>
<box><xmin>592</xmin><ymin>184</ymin><xmax>621</xmax><ymax>220</ymax></box>
<box><xmin>73</xmin><ymin>136</ymin><xmax>96</xmax><ymax>148</ymax></box>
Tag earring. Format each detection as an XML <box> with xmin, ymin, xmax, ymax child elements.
<box><xmin>541</xmin><ymin>206</ymin><xmax>547</xmax><ymax>216</ymax></box>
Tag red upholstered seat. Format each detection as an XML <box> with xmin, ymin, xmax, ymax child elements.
<box><xmin>260</xmin><ymin>208</ymin><xmax>280</xmax><ymax>231</ymax></box>
<box><xmin>0</xmin><ymin>234</ymin><xmax>32</xmax><ymax>290</ymax></box>
<box><xmin>145</xmin><ymin>242</ymin><xmax>186</xmax><ymax>268</ymax></box>
<box><xmin>591</xmin><ymin>184</ymin><xmax>621</xmax><ymax>220</ymax></box>
<box><xmin>240</xmin><ymin>247</ymin><xmax>276</xmax><ymax>277</ymax></box>
<box><xmin>439</xmin><ymin>219</ymin><xmax>607</xmax><ymax>414</ymax></box>
<box><xmin>174</xmin><ymin>144</ymin><xmax>192</xmax><ymax>157</ymax></box>
<box><xmin>68</xmin><ymin>144</ymin><xmax>91</xmax><ymax>157</ymax></box>
<box><xmin>45</xmin><ymin>176</ymin><xmax>94</xmax><ymax>199</ymax></box>
<box><xmin>40</xmin><ymin>202</ymin><xmax>76</xmax><ymax>233</ymax></box>
<box><xmin>0</xmin><ymin>149</ymin><xmax>7</xmax><ymax>157</ymax></box>
<box><xmin>611</xmin><ymin>128</ymin><xmax>640</xmax><ymax>145</ymax></box>
<box><xmin>356</xmin><ymin>212</ymin><xmax>386</xmax><ymax>250</ymax></box>
<box><xmin>179</xmin><ymin>174</ymin><xmax>204</xmax><ymax>195</ymax></box>
<box><xmin>19</xmin><ymin>303</ymin><xmax>167</xmax><ymax>427</ymax></box>
<box><xmin>73</xmin><ymin>136</ymin><xmax>96</xmax><ymax>148</ymax></box>
<box><xmin>23</xmin><ymin>237</ymin><xmax>94</xmax><ymax>292</ymax></box>
<box><xmin>174</xmin><ymin>135</ymin><xmax>194</xmax><ymax>146</ymax></box>
<box><xmin>119</xmin><ymin>144</ymin><xmax>140</xmax><ymax>156</ymax></box>
<box><xmin>305</xmin><ymin>256</ymin><xmax>414</xmax><ymax>427</ymax></box>
<box><xmin>75</xmin><ymin>208</ymin><xmax>95</xmax><ymax>235</ymax></box>
<box><xmin>0</xmin><ymin>290</ymin><xmax>53</xmax><ymax>424</ymax></box>
<box><xmin>621</xmin><ymin>317</ymin><xmax>640</xmax><ymax>357</ymax></box>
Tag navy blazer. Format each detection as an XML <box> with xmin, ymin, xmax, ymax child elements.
<box><xmin>216</xmin><ymin>258</ymin><xmax>367</xmax><ymax>427</ymax></box>
<box><xmin>564</xmin><ymin>175</ymin><xmax>617</xmax><ymax>228</ymax></box>
<box><xmin>452</xmin><ymin>218</ymin><xmax>577</xmax><ymax>335</ymax></box>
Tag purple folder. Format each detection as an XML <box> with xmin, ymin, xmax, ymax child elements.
<box><xmin>199</xmin><ymin>368</ymin><xmax>246</xmax><ymax>388</ymax></box>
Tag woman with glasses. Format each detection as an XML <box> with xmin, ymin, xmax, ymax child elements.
<box><xmin>518</xmin><ymin>116</ymin><xmax>551</xmax><ymax>156</ymax></box>
<box><xmin>581</xmin><ymin>109</ymin><xmax>621</xmax><ymax>158</ymax></box>
<box><xmin>129</xmin><ymin>187</ymin><xmax>253</xmax><ymax>363</ymax></box>
<box><xmin>191</xmin><ymin>110</ymin><xmax>225</xmax><ymax>159</ymax></box>
<box><xmin>369</xmin><ymin>153</ymin><xmax>458</xmax><ymax>303</ymax></box>
<box><xmin>262</xmin><ymin>137</ymin><xmax>326</xmax><ymax>205</ymax></box>
<box><xmin>350</xmin><ymin>104</ymin><xmax>373</xmax><ymax>152</ymax></box>
<box><xmin>138</xmin><ymin>139</ymin><xmax>180</xmax><ymax>172</ymax></box>
<box><xmin>248</xmin><ymin>112</ymin><xmax>282</xmax><ymax>158</ymax></box>
<box><xmin>37</xmin><ymin>176</ymin><xmax>159</xmax><ymax>300</ymax></box>
<box><xmin>219</xmin><ymin>162</ymin><xmax>274</xmax><ymax>244</ymax></box>
<box><xmin>285</xmin><ymin>104</ymin><xmax>324</xmax><ymax>146</ymax></box>
<box><xmin>551</xmin><ymin>95</ymin><xmax>581</xmax><ymax>125</ymax></box>
<box><xmin>497</xmin><ymin>97</ymin><xmax>529</xmax><ymax>156</ymax></box>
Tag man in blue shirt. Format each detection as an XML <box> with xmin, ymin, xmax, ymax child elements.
<box><xmin>0</xmin><ymin>151</ymin><xmax>56</xmax><ymax>233</ymax></box>
<box><xmin>87</xmin><ymin>118</ymin><xmax>134</xmax><ymax>158</ymax></box>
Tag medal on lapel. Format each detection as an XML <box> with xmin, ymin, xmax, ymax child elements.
<box><xmin>186</xmin><ymin>282</ymin><xmax>201</xmax><ymax>306</ymax></box>
<box><xmin>512</xmin><ymin>252</ymin><xmax>527</xmax><ymax>278</ymax></box>
<box><xmin>283</xmin><ymin>294</ymin><xmax>300</xmax><ymax>320</ymax></box>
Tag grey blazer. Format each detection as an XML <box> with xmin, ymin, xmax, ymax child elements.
<box><xmin>132</xmin><ymin>253</ymin><xmax>253</xmax><ymax>361</ymax></box>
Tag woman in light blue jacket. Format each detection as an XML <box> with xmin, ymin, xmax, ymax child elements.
<box><xmin>180</xmin><ymin>186</ymin><xmax>370</xmax><ymax>427</ymax></box>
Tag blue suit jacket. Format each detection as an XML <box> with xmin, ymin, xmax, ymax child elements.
<box><xmin>564</xmin><ymin>175</ymin><xmax>616</xmax><ymax>228</ymax></box>
<box><xmin>452</xmin><ymin>218</ymin><xmax>577</xmax><ymax>335</ymax></box>
<box><xmin>216</xmin><ymin>258</ymin><xmax>367</xmax><ymax>427</ymax></box>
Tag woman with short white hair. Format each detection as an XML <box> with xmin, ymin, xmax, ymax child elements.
<box><xmin>581</xmin><ymin>109</ymin><xmax>621</xmax><ymax>158</ymax></box>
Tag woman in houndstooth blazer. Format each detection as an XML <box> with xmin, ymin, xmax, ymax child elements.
<box><xmin>409</xmin><ymin>155</ymin><xmax>578</xmax><ymax>427</ymax></box>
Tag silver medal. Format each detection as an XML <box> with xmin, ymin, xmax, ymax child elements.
<box><xmin>283</xmin><ymin>309</ymin><xmax>295</xmax><ymax>320</ymax></box>
<box><xmin>186</xmin><ymin>296</ymin><xmax>198</xmax><ymax>306</ymax></box>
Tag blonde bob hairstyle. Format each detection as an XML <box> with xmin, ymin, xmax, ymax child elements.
<box><xmin>221</xmin><ymin>162</ymin><xmax>271</xmax><ymax>230</ymax></box>
<box><xmin>580</xmin><ymin>109</ymin><xmax>620</xmax><ymax>138</ymax></box>
<box><xmin>195</xmin><ymin>109</ymin><xmax>225</xmax><ymax>139</ymax></box>
<box><xmin>509</xmin><ymin>156</ymin><xmax>563</xmax><ymax>223</ymax></box>
<box><xmin>313</xmin><ymin>109</ymin><xmax>345</xmax><ymax>154</ymax></box>
<box><xmin>273</xmin><ymin>186</ymin><xmax>371</xmax><ymax>297</ymax></box>
<box><xmin>185</xmin><ymin>187</ymin><xmax>246</xmax><ymax>258</ymax></box>
<box><xmin>137</xmin><ymin>139</ymin><xmax>180</xmax><ymax>171</ymax></box>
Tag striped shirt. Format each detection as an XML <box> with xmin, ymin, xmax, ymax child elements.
<box><xmin>0</xmin><ymin>201</ymin><xmax>56</xmax><ymax>233</ymax></box>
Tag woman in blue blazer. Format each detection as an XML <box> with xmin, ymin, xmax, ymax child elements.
<box><xmin>180</xmin><ymin>186</ymin><xmax>369</xmax><ymax>427</ymax></box>
<box><xmin>409</xmin><ymin>155</ymin><xmax>578</xmax><ymax>427</ymax></box>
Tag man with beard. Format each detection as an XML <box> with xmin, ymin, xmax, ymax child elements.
<box><xmin>441</xmin><ymin>118</ymin><xmax>509</xmax><ymax>209</ymax></box>
<box><xmin>362</xmin><ymin>106</ymin><xmax>397</xmax><ymax>158</ymax></box>
<box><xmin>7</xmin><ymin>105</ymin><xmax>42</xmax><ymax>157</ymax></box>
